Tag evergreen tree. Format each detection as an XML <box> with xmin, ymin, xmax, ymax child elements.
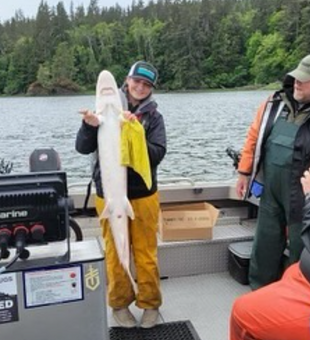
<box><xmin>52</xmin><ymin>41</ymin><xmax>76</xmax><ymax>81</ymax></box>
<box><xmin>250</xmin><ymin>33</ymin><xmax>287</xmax><ymax>84</ymax></box>
<box><xmin>51</xmin><ymin>1</ymin><xmax>72</xmax><ymax>46</ymax></box>
<box><xmin>4</xmin><ymin>37</ymin><xmax>36</xmax><ymax>94</ymax></box>
<box><xmin>1</xmin><ymin>0</ymin><xmax>310</xmax><ymax>94</ymax></box>
<box><xmin>34</xmin><ymin>1</ymin><xmax>53</xmax><ymax>63</ymax></box>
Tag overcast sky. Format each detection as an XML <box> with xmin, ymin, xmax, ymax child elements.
<box><xmin>0</xmin><ymin>0</ymin><xmax>136</xmax><ymax>22</ymax></box>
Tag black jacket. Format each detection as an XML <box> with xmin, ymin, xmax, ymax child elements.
<box><xmin>75</xmin><ymin>89</ymin><xmax>166</xmax><ymax>199</ymax></box>
<box><xmin>256</xmin><ymin>76</ymin><xmax>310</xmax><ymax>223</ymax></box>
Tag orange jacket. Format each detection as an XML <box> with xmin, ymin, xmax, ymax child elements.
<box><xmin>238</xmin><ymin>100</ymin><xmax>269</xmax><ymax>175</ymax></box>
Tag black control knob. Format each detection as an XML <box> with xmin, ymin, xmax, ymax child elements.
<box><xmin>30</xmin><ymin>224</ymin><xmax>46</xmax><ymax>242</ymax></box>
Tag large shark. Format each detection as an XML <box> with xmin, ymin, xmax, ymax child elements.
<box><xmin>95</xmin><ymin>70</ymin><xmax>137</xmax><ymax>291</ymax></box>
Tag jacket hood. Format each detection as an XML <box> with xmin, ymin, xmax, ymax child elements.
<box><xmin>282</xmin><ymin>74</ymin><xmax>295</xmax><ymax>102</ymax></box>
<box><xmin>278</xmin><ymin>74</ymin><xmax>296</xmax><ymax>112</ymax></box>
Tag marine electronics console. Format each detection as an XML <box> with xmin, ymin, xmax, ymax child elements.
<box><xmin>0</xmin><ymin>171</ymin><xmax>73</xmax><ymax>263</ymax></box>
<box><xmin>0</xmin><ymin>171</ymin><xmax>108</xmax><ymax>340</ymax></box>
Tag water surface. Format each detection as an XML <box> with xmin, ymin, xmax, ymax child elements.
<box><xmin>0</xmin><ymin>91</ymin><xmax>270</xmax><ymax>186</ymax></box>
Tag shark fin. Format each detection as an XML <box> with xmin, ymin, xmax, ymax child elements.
<box><xmin>127</xmin><ymin>269</ymin><xmax>138</xmax><ymax>294</ymax></box>
<box><xmin>97</xmin><ymin>114</ymin><xmax>105</xmax><ymax>125</ymax></box>
<box><xmin>124</xmin><ymin>197</ymin><xmax>135</xmax><ymax>220</ymax></box>
<box><xmin>119</xmin><ymin>112</ymin><xmax>126</xmax><ymax>122</ymax></box>
<box><xmin>120</xmin><ymin>244</ymin><xmax>138</xmax><ymax>294</ymax></box>
<box><xmin>100</xmin><ymin>199</ymin><xmax>112</xmax><ymax>220</ymax></box>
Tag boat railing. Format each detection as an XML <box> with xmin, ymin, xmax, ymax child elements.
<box><xmin>67</xmin><ymin>177</ymin><xmax>198</xmax><ymax>194</ymax></box>
<box><xmin>67</xmin><ymin>177</ymin><xmax>246</xmax><ymax>208</ymax></box>
<box><xmin>68</xmin><ymin>181</ymin><xmax>92</xmax><ymax>191</ymax></box>
<box><xmin>68</xmin><ymin>177</ymin><xmax>196</xmax><ymax>189</ymax></box>
<box><xmin>158</xmin><ymin>177</ymin><xmax>195</xmax><ymax>186</ymax></box>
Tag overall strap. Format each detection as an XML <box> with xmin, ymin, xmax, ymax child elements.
<box><xmin>245</xmin><ymin>98</ymin><xmax>285</xmax><ymax>199</ymax></box>
<box><xmin>261</xmin><ymin>98</ymin><xmax>284</xmax><ymax>148</ymax></box>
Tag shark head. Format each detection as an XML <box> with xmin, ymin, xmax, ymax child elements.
<box><xmin>96</xmin><ymin>70</ymin><xmax>122</xmax><ymax>115</ymax></box>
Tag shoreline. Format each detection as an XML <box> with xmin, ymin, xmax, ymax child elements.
<box><xmin>0</xmin><ymin>82</ymin><xmax>281</xmax><ymax>98</ymax></box>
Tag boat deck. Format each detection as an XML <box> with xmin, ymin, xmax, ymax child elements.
<box><xmin>72</xmin><ymin>182</ymin><xmax>256</xmax><ymax>339</ymax></box>
<box><xmin>108</xmin><ymin>271</ymin><xmax>250</xmax><ymax>340</ymax></box>
<box><xmin>76</xmin><ymin>206</ymin><xmax>255</xmax><ymax>339</ymax></box>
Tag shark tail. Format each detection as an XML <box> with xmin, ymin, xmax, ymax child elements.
<box><xmin>118</xmin><ymin>241</ymin><xmax>138</xmax><ymax>294</ymax></box>
<box><xmin>126</xmin><ymin>267</ymin><xmax>138</xmax><ymax>294</ymax></box>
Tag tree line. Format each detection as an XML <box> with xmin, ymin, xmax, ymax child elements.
<box><xmin>0</xmin><ymin>0</ymin><xmax>309</xmax><ymax>95</ymax></box>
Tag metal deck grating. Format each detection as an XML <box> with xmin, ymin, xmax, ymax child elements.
<box><xmin>109</xmin><ymin>320</ymin><xmax>201</xmax><ymax>340</ymax></box>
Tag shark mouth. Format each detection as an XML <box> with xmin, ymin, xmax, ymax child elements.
<box><xmin>100</xmin><ymin>87</ymin><xmax>116</xmax><ymax>96</ymax></box>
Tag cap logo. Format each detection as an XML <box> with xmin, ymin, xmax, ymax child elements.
<box><xmin>128</xmin><ymin>61</ymin><xmax>158</xmax><ymax>86</ymax></box>
<box><xmin>137</xmin><ymin>67</ymin><xmax>156</xmax><ymax>81</ymax></box>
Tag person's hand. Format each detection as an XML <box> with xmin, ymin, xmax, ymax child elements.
<box><xmin>123</xmin><ymin>110</ymin><xmax>137</xmax><ymax>122</ymax></box>
<box><xmin>236</xmin><ymin>174</ymin><xmax>249</xmax><ymax>199</ymax></box>
<box><xmin>79</xmin><ymin>109</ymin><xmax>100</xmax><ymax>127</ymax></box>
<box><xmin>301</xmin><ymin>169</ymin><xmax>310</xmax><ymax>196</ymax></box>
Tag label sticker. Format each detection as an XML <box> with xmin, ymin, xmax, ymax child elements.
<box><xmin>0</xmin><ymin>273</ymin><xmax>19</xmax><ymax>324</ymax></box>
<box><xmin>24</xmin><ymin>265</ymin><xmax>83</xmax><ymax>308</ymax></box>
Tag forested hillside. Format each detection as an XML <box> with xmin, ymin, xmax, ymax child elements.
<box><xmin>0</xmin><ymin>0</ymin><xmax>309</xmax><ymax>94</ymax></box>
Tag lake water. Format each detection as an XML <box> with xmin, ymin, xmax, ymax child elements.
<box><xmin>0</xmin><ymin>91</ymin><xmax>270</xmax><ymax>186</ymax></box>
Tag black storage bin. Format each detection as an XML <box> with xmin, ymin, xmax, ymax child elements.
<box><xmin>228</xmin><ymin>241</ymin><xmax>253</xmax><ymax>285</ymax></box>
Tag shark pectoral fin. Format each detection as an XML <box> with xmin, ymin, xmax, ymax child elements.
<box><xmin>119</xmin><ymin>112</ymin><xmax>127</xmax><ymax>128</ymax></box>
<box><xmin>119</xmin><ymin>110</ymin><xmax>126</xmax><ymax>121</ymax></box>
<box><xmin>124</xmin><ymin>198</ymin><xmax>135</xmax><ymax>220</ymax></box>
<box><xmin>97</xmin><ymin>115</ymin><xmax>105</xmax><ymax>125</ymax></box>
<box><xmin>100</xmin><ymin>199</ymin><xmax>112</xmax><ymax>220</ymax></box>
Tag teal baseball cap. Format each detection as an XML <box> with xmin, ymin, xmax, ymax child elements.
<box><xmin>128</xmin><ymin>61</ymin><xmax>158</xmax><ymax>87</ymax></box>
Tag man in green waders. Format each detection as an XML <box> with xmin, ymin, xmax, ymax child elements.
<box><xmin>236</xmin><ymin>55</ymin><xmax>310</xmax><ymax>290</ymax></box>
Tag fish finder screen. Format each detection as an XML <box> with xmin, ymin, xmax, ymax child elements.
<box><xmin>0</xmin><ymin>171</ymin><xmax>70</xmax><ymax>246</ymax></box>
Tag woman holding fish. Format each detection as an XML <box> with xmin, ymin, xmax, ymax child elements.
<box><xmin>76</xmin><ymin>61</ymin><xmax>166</xmax><ymax>329</ymax></box>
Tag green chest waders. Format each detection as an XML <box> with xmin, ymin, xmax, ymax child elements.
<box><xmin>249</xmin><ymin>116</ymin><xmax>304</xmax><ymax>289</ymax></box>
